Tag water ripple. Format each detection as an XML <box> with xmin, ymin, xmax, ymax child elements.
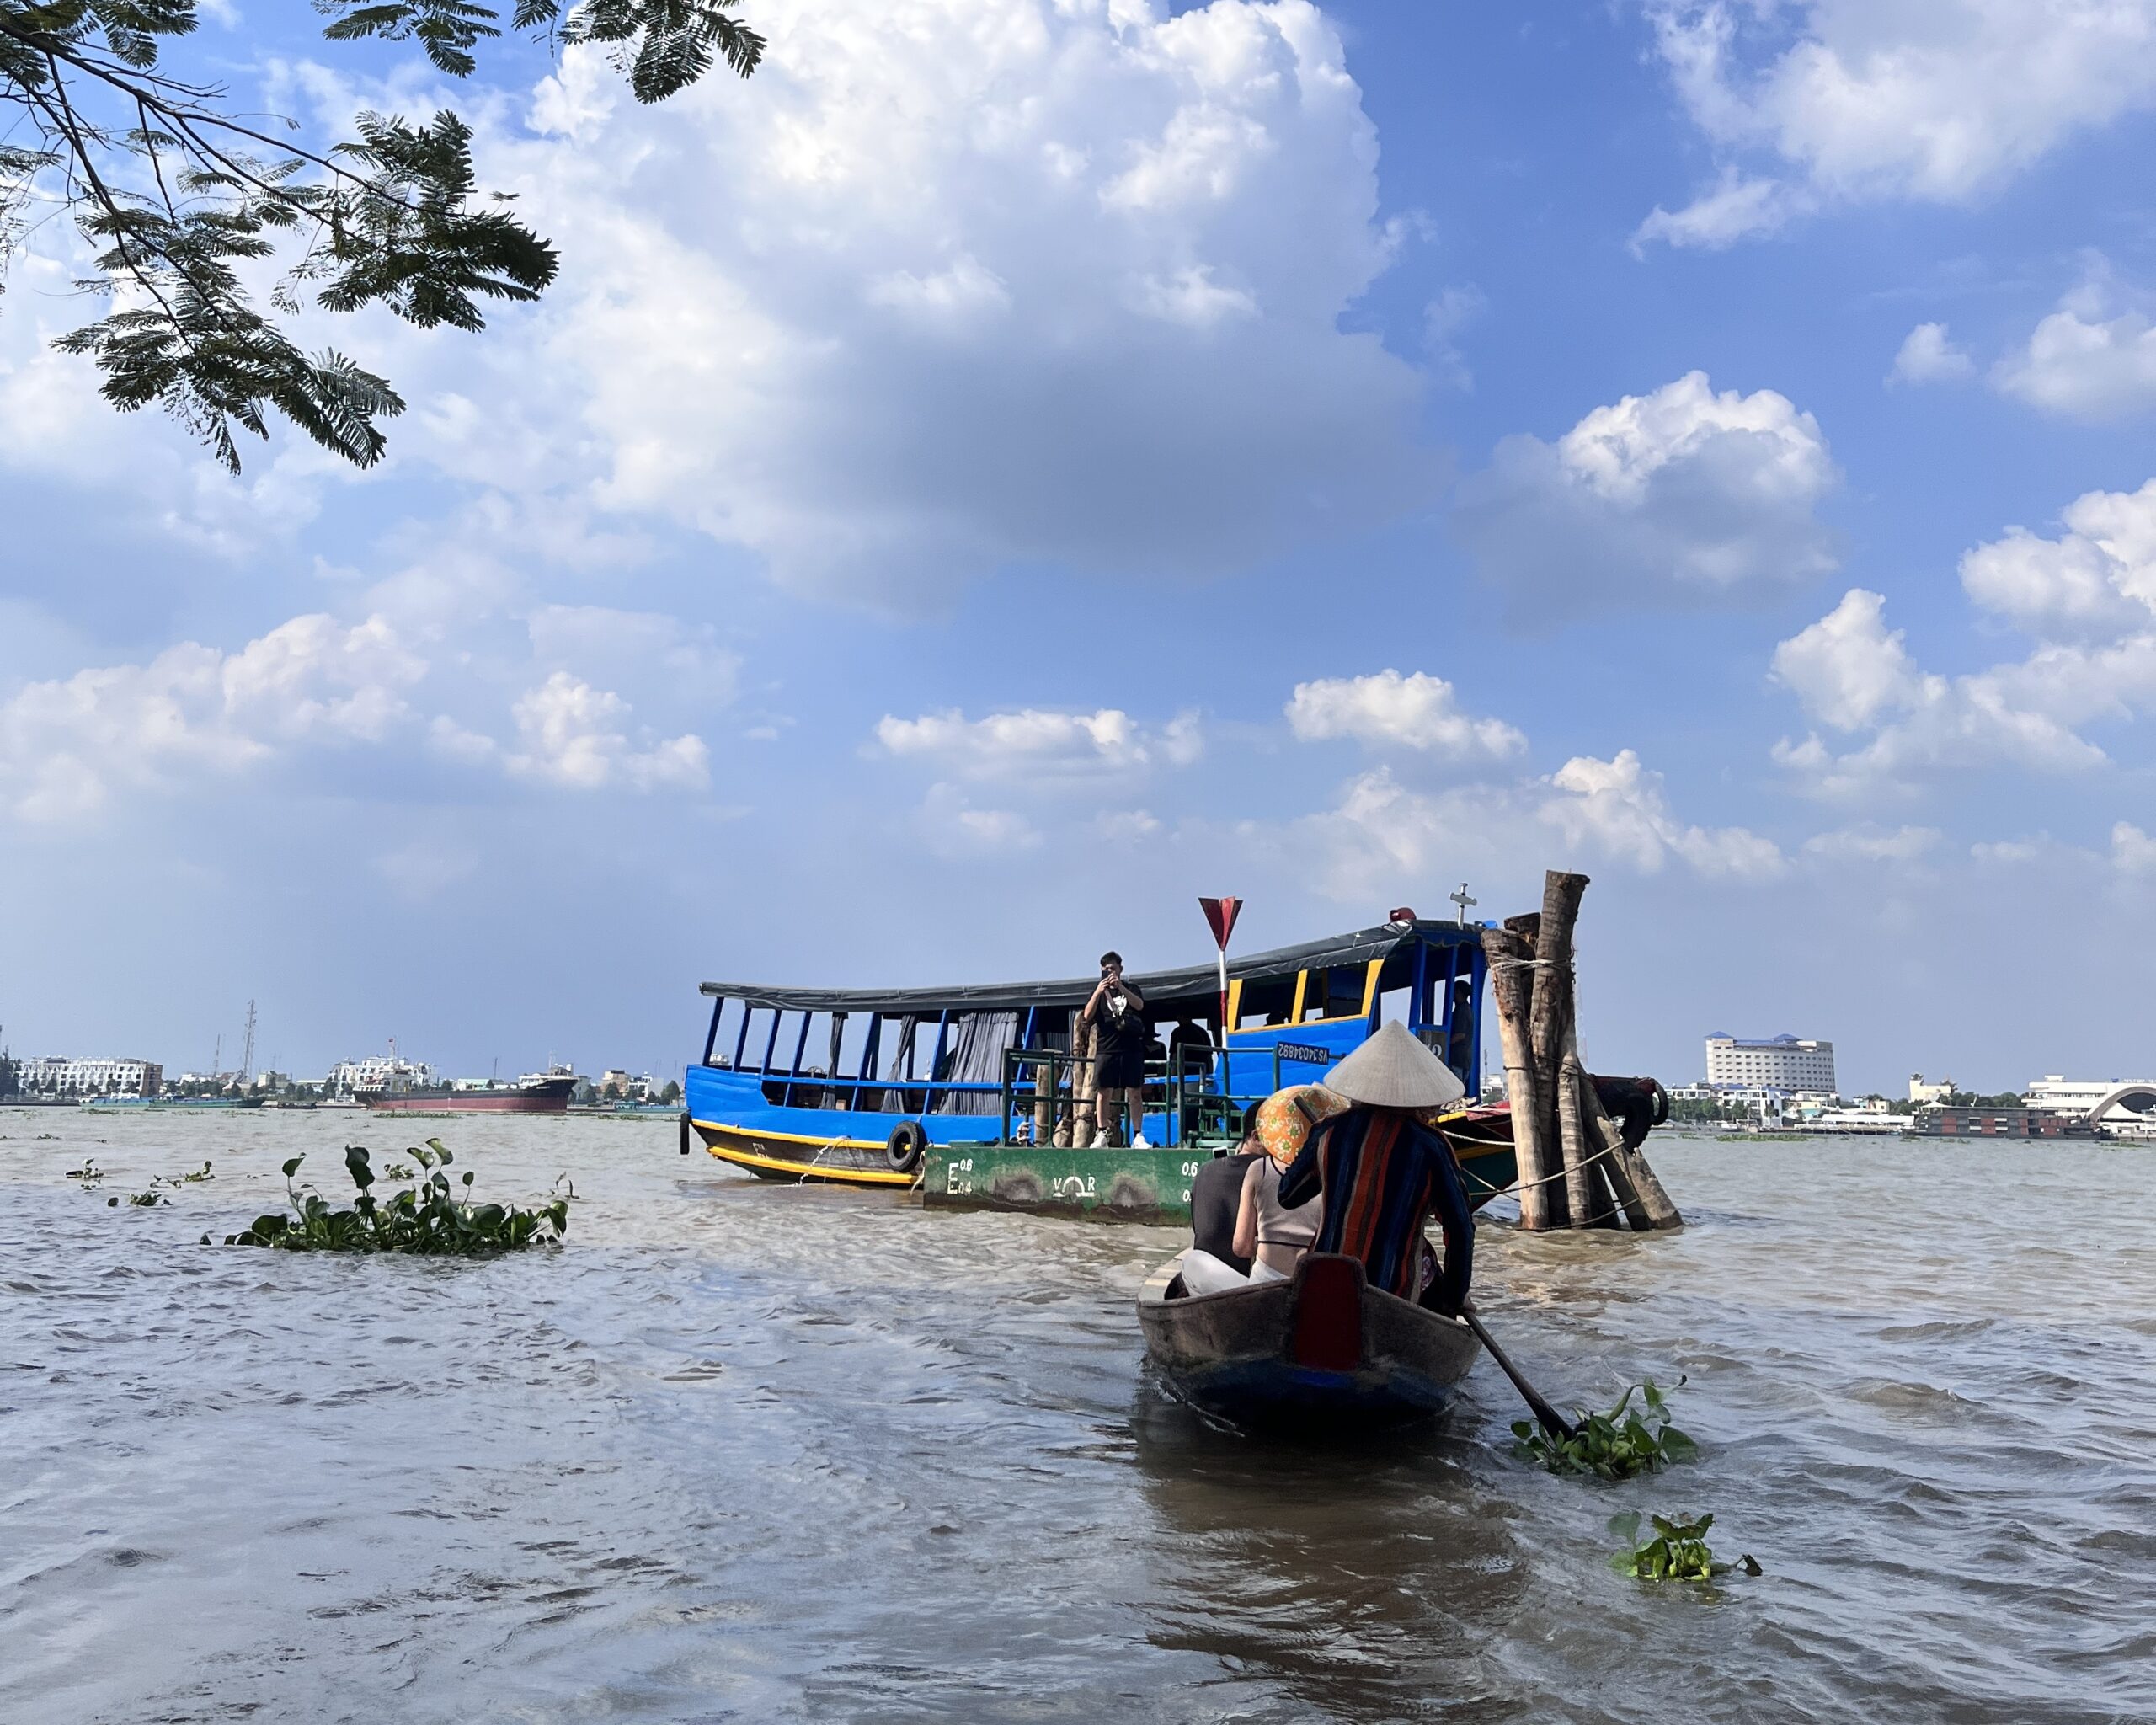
<box><xmin>0</xmin><ymin>1116</ymin><xmax>2151</xmax><ymax>1723</ymax></box>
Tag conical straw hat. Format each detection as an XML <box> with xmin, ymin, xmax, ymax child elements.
<box><xmin>1321</xmin><ymin>1020</ymin><xmax>1466</xmax><ymax>1108</ymax></box>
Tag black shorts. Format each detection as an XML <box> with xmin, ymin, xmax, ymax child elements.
<box><xmin>1095</xmin><ymin>1047</ymin><xmax>1146</xmax><ymax>1091</ymax></box>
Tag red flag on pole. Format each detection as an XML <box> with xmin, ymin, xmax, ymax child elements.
<box><xmin>1198</xmin><ymin>897</ymin><xmax>1242</xmax><ymax>1047</ymax></box>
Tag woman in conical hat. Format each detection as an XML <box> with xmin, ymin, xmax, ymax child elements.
<box><xmin>1274</xmin><ymin>1022</ymin><xmax>1477</xmax><ymax>1312</ymax></box>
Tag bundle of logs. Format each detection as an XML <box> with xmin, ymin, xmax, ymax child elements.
<box><xmin>1481</xmin><ymin>869</ymin><xmax>1684</xmax><ymax>1231</ymax></box>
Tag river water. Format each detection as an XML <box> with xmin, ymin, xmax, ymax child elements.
<box><xmin>2</xmin><ymin>1110</ymin><xmax>2150</xmax><ymax>1724</ymax></box>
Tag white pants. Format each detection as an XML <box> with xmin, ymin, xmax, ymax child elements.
<box><xmin>1179</xmin><ymin>1249</ymin><xmax>1289</xmax><ymax>1296</ymax></box>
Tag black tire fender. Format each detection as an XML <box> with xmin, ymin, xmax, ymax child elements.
<box><xmin>679</xmin><ymin>1111</ymin><xmax>692</xmax><ymax>1156</ymax></box>
<box><xmin>886</xmin><ymin>1120</ymin><xmax>926</xmax><ymax>1173</ymax></box>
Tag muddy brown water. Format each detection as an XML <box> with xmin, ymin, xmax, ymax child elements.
<box><xmin>3</xmin><ymin>1111</ymin><xmax>2151</xmax><ymax>1723</ymax></box>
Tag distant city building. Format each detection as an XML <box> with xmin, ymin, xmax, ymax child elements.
<box><xmin>2023</xmin><ymin>1075</ymin><xmax>2156</xmax><ymax>1125</ymax></box>
<box><xmin>327</xmin><ymin>1054</ymin><xmax>436</xmax><ymax>1097</ymax></box>
<box><xmin>1705</xmin><ymin>1034</ymin><xmax>1836</xmax><ymax>1095</ymax></box>
<box><xmin>1909</xmin><ymin>1073</ymin><xmax>1955</xmax><ymax>1106</ymax></box>
<box><xmin>1911</xmin><ymin>1107</ymin><xmax>2095</xmax><ymax>1140</ymax></box>
<box><xmin>15</xmin><ymin>1056</ymin><xmax>163</xmax><ymax>1097</ymax></box>
<box><xmin>595</xmin><ymin>1069</ymin><xmax>659</xmax><ymax>1100</ymax></box>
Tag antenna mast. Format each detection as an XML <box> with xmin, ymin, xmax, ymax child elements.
<box><xmin>239</xmin><ymin>1000</ymin><xmax>257</xmax><ymax>1085</ymax></box>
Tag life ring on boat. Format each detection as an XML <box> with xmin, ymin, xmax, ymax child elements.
<box><xmin>886</xmin><ymin>1121</ymin><xmax>926</xmax><ymax>1173</ymax></box>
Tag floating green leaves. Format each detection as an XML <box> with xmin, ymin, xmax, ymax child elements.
<box><xmin>227</xmin><ymin>1138</ymin><xmax>571</xmax><ymax>1255</ymax></box>
<box><xmin>1608</xmin><ymin>1512</ymin><xmax>1760</xmax><ymax>1584</ymax></box>
<box><xmin>1513</xmin><ymin>1378</ymin><xmax>1698</xmax><ymax>1481</ymax></box>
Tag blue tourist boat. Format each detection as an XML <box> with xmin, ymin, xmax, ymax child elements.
<box><xmin>682</xmin><ymin>917</ymin><xmax>1503</xmax><ymax>1205</ymax></box>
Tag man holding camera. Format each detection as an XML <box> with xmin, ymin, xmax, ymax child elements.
<box><xmin>1081</xmin><ymin>951</ymin><xmax>1149</xmax><ymax>1149</ymax></box>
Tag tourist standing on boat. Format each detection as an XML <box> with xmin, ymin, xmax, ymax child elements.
<box><xmin>1275</xmin><ymin>1021</ymin><xmax>1475</xmax><ymax>1315</ymax></box>
<box><xmin>1082</xmin><ymin>952</ymin><xmax>1149</xmax><ymax>1148</ymax></box>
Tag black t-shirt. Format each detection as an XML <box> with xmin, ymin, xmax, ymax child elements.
<box><xmin>1094</xmin><ymin>989</ymin><xmax>1146</xmax><ymax>1059</ymax></box>
<box><xmin>1190</xmin><ymin>1150</ymin><xmax>1262</xmax><ymax>1274</ymax></box>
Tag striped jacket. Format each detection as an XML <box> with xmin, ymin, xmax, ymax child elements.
<box><xmin>1276</xmin><ymin>1105</ymin><xmax>1474</xmax><ymax>1310</ymax></box>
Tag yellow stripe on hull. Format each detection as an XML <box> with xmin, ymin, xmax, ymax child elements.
<box><xmin>691</xmin><ymin>1119</ymin><xmax>920</xmax><ymax>1187</ymax></box>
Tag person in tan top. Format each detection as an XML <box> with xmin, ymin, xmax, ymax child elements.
<box><xmin>1232</xmin><ymin>1153</ymin><xmax>1323</xmax><ymax>1279</ymax></box>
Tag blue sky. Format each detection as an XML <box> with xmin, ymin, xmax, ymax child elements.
<box><xmin>4</xmin><ymin>0</ymin><xmax>2154</xmax><ymax>1093</ymax></box>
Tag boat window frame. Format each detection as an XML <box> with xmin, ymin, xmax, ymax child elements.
<box><xmin>1291</xmin><ymin>958</ymin><xmax>1387</xmax><ymax>1028</ymax></box>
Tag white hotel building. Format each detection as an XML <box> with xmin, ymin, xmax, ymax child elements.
<box><xmin>15</xmin><ymin>1056</ymin><xmax>163</xmax><ymax>1096</ymax></box>
<box><xmin>1705</xmin><ymin>1035</ymin><xmax>1838</xmax><ymax>1096</ymax></box>
<box><xmin>326</xmin><ymin>1055</ymin><xmax>436</xmax><ymax>1097</ymax></box>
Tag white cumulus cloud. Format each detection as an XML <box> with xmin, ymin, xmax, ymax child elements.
<box><xmin>1633</xmin><ymin>168</ymin><xmax>1796</xmax><ymax>252</ymax></box>
<box><xmin>1269</xmin><ymin>751</ymin><xmax>1782</xmax><ymax>903</ymax></box>
<box><xmin>1285</xmin><ymin>670</ymin><xmax>1524</xmax><ymax>761</ymax></box>
<box><xmin>0</xmin><ymin>615</ymin><xmax>424</xmax><ymax>822</ymax></box>
<box><xmin>471</xmin><ymin>0</ymin><xmax>1439</xmax><ymax>606</ymax></box>
<box><xmin>504</xmin><ymin>673</ymin><xmax>710</xmax><ymax>791</ymax></box>
<box><xmin>1801</xmin><ymin>824</ymin><xmax>1943</xmax><ymax>863</ymax></box>
<box><xmin>1958</xmin><ymin>478</ymin><xmax>2156</xmax><ymax>637</ymax></box>
<box><xmin>873</xmin><ymin>705</ymin><xmax>1201</xmax><ymax>781</ymax></box>
<box><xmin>1993</xmin><ymin>278</ymin><xmax>2156</xmax><ymax>421</ymax></box>
<box><xmin>2115</xmin><ymin>821</ymin><xmax>2156</xmax><ymax>873</ymax></box>
<box><xmin>1772</xmin><ymin>589</ymin><xmax>1922</xmax><ymax>729</ymax></box>
<box><xmin>913</xmin><ymin>782</ymin><xmax>1044</xmax><ymax>858</ymax></box>
<box><xmin>1452</xmin><ymin>371</ymin><xmax>1839</xmax><ymax>618</ymax></box>
<box><xmin>1769</xmin><ymin>588</ymin><xmax>2121</xmax><ymax>797</ymax></box>
<box><xmin>1640</xmin><ymin>2</ymin><xmax>2156</xmax><ymax>245</ymax></box>
<box><xmin>1544</xmin><ymin>749</ymin><xmax>1785</xmax><ymax>879</ymax></box>
<box><xmin>1890</xmin><ymin>322</ymin><xmax>1975</xmax><ymax>386</ymax></box>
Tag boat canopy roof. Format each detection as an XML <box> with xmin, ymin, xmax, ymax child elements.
<box><xmin>699</xmin><ymin>920</ymin><xmax>1486</xmax><ymax>1017</ymax></box>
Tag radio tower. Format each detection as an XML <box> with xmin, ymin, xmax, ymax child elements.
<box><xmin>239</xmin><ymin>1000</ymin><xmax>257</xmax><ymax>1087</ymax></box>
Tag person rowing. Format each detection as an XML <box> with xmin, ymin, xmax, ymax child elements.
<box><xmin>1274</xmin><ymin>1020</ymin><xmax>1475</xmax><ymax>1316</ymax></box>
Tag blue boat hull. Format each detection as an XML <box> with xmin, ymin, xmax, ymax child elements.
<box><xmin>684</xmin><ymin>1060</ymin><xmax>1177</xmax><ymax>1187</ymax></box>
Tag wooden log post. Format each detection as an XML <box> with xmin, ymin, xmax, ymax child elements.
<box><xmin>1032</xmin><ymin>1036</ymin><xmax>1058</xmax><ymax>1147</ymax></box>
<box><xmin>1579</xmin><ymin>1076</ymin><xmax>1684</xmax><ymax>1230</ymax></box>
<box><xmin>1480</xmin><ymin>927</ymin><xmax>1561</xmax><ymax>1230</ymax></box>
<box><xmin>1557</xmin><ymin>1053</ymin><xmax>1620</xmax><ymax>1227</ymax></box>
<box><xmin>1067</xmin><ymin>1013</ymin><xmax>1096</xmax><ymax>1148</ymax></box>
<box><xmin>1529</xmin><ymin>873</ymin><xmax>1591</xmax><ymax>1229</ymax></box>
<box><xmin>1572</xmin><ymin>1043</ymin><xmax>1655</xmax><ymax>1231</ymax></box>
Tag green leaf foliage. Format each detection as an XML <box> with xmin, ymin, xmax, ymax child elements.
<box><xmin>1513</xmin><ymin>1377</ymin><xmax>1700</xmax><ymax>1482</ymax></box>
<box><xmin>1</xmin><ymin>0</ymin><xmax>758</xmax><ymax>467</ymax></box>
<box><xmin>317</xmin><ymin>0</ymin><xmax>503</xmax><ymax>79</ymax></box>
<box><xmin>558</xmin><ymin>0</ymin><xmax>764</xmax><ymax>104</ymax></box>
<box><xmin>1608</xmin><ymin>1511</ymin><xmax>1761</xmax><ymax>1585</ymax></box>
<box><xmin>225</xmin><ymin>1142</ymin><xmax>574</xmax><ymax>1255</ymax></box>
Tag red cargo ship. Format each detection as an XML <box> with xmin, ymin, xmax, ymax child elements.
<box><xmin>357</xmin><ymin>1068</ymin><xmax>576</xmax><ymax>1114</ymax></box>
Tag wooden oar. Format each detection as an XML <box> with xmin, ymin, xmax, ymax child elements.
<box><xmin>1461</xmin><ymin>1307</ymin><xmax>1578</xmax><ymax>1443</ymax></box>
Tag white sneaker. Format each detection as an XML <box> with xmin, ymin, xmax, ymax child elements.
<box><xmin>1130</xmin><ymin>1134</ymin><xmax>1151</xmax><ymax>1149</ymax></box>
<box><xmin>1090</xmin><ymin>1131</ymin><xmax>1111</xmax><ymax>1149</ymax></box>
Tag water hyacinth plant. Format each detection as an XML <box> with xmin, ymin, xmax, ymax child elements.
<box><xmin>100</xmin><ymin>1162</ymin><xmax>213</xmax><ymax>1208</ymax></box>
<box><xmin>226</xmin><ymin>1139</ymin><xmax>571</xmax><ymax>1255</ymax></box>
<box><xmin>1608</xmin><ymin>1512</ymin><xmax>1761</xmax><ymax>1583</ymax></box>
<box><xmin>1514</xmin><ymin>1378</ymin><xmax>1698</xmax><ymax>1481</ymax></box>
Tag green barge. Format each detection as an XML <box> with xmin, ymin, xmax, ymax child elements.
<box><xmin>921</xmin><ymin>1133</ymin><xmax>1521</xmax><ymax>1223</ymax></box>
